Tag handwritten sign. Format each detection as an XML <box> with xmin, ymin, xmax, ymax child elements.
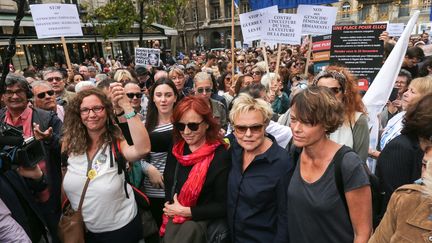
<box><xmin>135</xmin><ymin>48</ymin><xmax>161</xmax><ymax>67</ymax></box>
<box><xmin>386</xmin><ymin>23</ymin><xmax>404</xmax><ymax>37</ymax></box>
<box><xmin>297</xmin><ymin>5</ymin><xmax>337</xmax><ymax>35</ymax></box>
<box><xmin>30</xmin><ymin>4</ymin><xmax>82</xmax><ymax>39</ymax></box>
<box><xmin>239</xmin><ymin>5</ymin><xmax>278</xmax><ymax>43</ymax></box>
<box><xmin>262</xmin><ymin>13</ymin><xmax>302</xmax><ymax>45</ymax></box>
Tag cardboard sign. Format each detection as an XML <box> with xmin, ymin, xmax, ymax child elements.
<box><xmin>30</xmin><ymin>4</ymin><xmax>83</xmax><ymax>39</ymax></box>
<box><xmin>297</xmin><ymin>5</ymin><xmax>337</xmax><ymax>35</ymax></box>
<box><xmin>262</xmin><ymin>13</ymin><xmax>302</xmax><ymax>45</ymax></box>
<box><xmin>387</xmin><ymin>23</ymin><xmax>404</xmax><ymax>37</ymax></box>
<box><xmin>135</xmin><ymin>48</ymin><xmax>161</xmax><ymax>67</ymax></box>
<box><xmin>239</xmin><ymin>5</ymin><xmax>278</xmax><ymax>43</ymax></box>
<box><xmin>330</xmin><ymin>24</ymin><xmax>387</xmax><ymax>86</ymax></box>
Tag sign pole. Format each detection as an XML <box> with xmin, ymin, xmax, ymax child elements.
<box><xmin>261</xmin><ymin>42</ymin><xmax>270</xmax><ymax>73</ymax></box>
<box><xmin>61</xmin><ymin>36</ymin><xmax>72</xmax><ymax>70</ymax></box>
<box><xmin>231</xmin><ymin>0</ymin><xmax>235</xmax><ymax>77</ymax></box>
<box><xmin>275</xmin><ymin>43</ymin><xmax>282</xmax><ymax>74</ymax></box>
<box><xmin>305</xmin><ymin>35</ymin><xmax>312</xmax><ymax>76</ymax></box>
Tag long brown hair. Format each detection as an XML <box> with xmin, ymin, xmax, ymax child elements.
<box><xmin>62</xmin><ymin>88</ymin><xmax>122</xmax><ymax>155</ymax></box>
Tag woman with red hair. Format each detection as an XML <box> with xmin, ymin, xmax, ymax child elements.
<box><xmin>160</xmin><ymin>96</ymin><xmax>231</xmax><ymax>243</ymax></box>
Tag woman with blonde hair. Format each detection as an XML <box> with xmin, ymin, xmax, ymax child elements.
<box><xmin>114</xmin><ymin>69</ymin><xmax>135</xmax><ymax>84</ymax></box>
<box><xmin>370</xmin><ymin>94</ymin><xmax>432</xmax><ymax>243</ymax></box>
<box><xmin>313</xmin><ymin>66</ymin><xmax>369</xmax><ymax>162</ymax></box>
<box><xmin>168</xmin><ymin>67</ymin><xmax>191</xmax><ymax>99</ymax></box>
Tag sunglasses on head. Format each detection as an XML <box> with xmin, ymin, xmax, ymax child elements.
<box><xmin>174</xmin><ymin>120</ymin><xmax>204</xmax><ymax>131</ymax></box>
<box><xmin>126</xmin><ymin>93</ymin><xmax>143</xmax><ymax>99</ymax></box>
<box><xmin>328</xmin><ymin>87</ymin><xmax>342</xmax><ymax>94</ymax></box>
<box><xmin>233</xmin><ymin>124</ymin><xmax>264</xmax><ymax>134</ymax></box>
<box><xmin>36</xmin><ymin>90</ymin><xmax>55</xmax><ymax>99</ymax></box>
<box><xmin>46</xmin><ymin>77</ymin><xmax>62</xmax><ymax>82</ymax></box>
<box><xmin>196</xmin><ymin>87</ymin><xmax>212</xmax><ymax>94</ymax></box>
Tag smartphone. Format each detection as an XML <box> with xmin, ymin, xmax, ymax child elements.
<box><xmin>389</xmin><ymin>88</ymin><xmax>399</xmax><ymax>102</ymax></box>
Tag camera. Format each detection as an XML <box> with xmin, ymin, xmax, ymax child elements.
<box><xmin>0</xmin><ymin>122</ymin><xmax>45</xmax><ymax>169</ymax></box>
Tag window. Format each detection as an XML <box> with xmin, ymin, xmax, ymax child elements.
<box><xmin>212</xmin><ymin>6</ymin><xmax>220</xmax><ymax>20</ymax></box>
<box><xmin>226</xmin><ymin>5</ymin><xmax>231</xmax><ymax>18</ymax></box>
<box><xmin>359</xmin><ymin>5</ymin><xmax>371</xmax><ymax>22</ymax></box>
<box><xmin>241</xmin><ymin>2</ymin><xmax>250</xmax><ymax>13</ymax></box>
<box><xmin>341</xmin><ymin>2</ymin><xmax>351</xmax><ymax>19</ymax></box>
<box><xmin>378</xmin><ymin>3</ymin><xmax>389</xmax><ymax>20</ymax></box>
<box><xmin>422</xmin><ymin>0</ymin><xmax>431</xmax><ymax>11</ymax></box>
<box><xmin>399</xmin><ymin>0</ymin><xmax>410</xmax><ymax>17</ymax></box>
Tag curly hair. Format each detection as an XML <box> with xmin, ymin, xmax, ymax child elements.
<box><xmin>290</xmin><ymin>86</ymin><xmax>345</xmax><ymax>134</ymax></box>
<box><xmin>62</xmin><ymin>88</ymin><xmax>122</xmax><ymax>155</ymax></box>
<box><xmin>313</xmin><ymin>65</ymin><xmax>366</xmax><ymax>123</ymax></box>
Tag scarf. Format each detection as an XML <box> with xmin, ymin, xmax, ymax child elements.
<box><xmin>159</xmin><ymin>140</ymin><xmax>221</xmax><ymax>236</ymax></box>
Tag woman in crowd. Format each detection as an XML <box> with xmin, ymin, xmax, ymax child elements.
<box><xmin>251</xmin><ymin>64</ymin><xmax>265</xmax><ymax>84</ymax></box>
<box><xmin>216</xmin><ymin>72</ymin><xmax>234</xmax><ymax>104</ymax></box>
<box><xmin>62</xmin><ymin>87</ymin><xmax>150</xmax><ymax>242</ymax></box>
<box><xmin>287</xmin><ymin>86</ymin><xmax>371</xmax><ymax>243</ymax></box>
<box><xmin>261</xmin><ymin>73</ymin><xmax>290</xmax><ymax>115</ymax></box>
<box><xmin>370</xmin><ymin>94</ymin><xmax>432</xmax><ymax>243</ymax></box>
<box><xmin>313</xmin><ymin>66</ymin><xmax>370</xmax><ymax>162</ymax></box>
<box><xmin>227</xmin><ymin>93</ymin><xmax>291</xmax><ymax>242</ymax></box>
<box><xmin>140</xmin><ymin>78</ymin><xmax>178</xmax><ymax>242</ymax></box>
<box><xmin>168</xmin><ymin>67</ymin><xmax>191</xmax><ymax>99</ymax></box>
<box><xmin>161</xmin><ymin>96</ymin><xmax>230</xmax><ymax>242</ymax></box>
<box><xmin>114</xmin><ymin>69</ymin><xmax>135</xmax><ymax>84</ymax></box>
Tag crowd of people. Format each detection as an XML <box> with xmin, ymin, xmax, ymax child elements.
<box><xmin>1</xmin><ymin>34</ymin><xmax>432</xmax><ymax>243</ymax></box>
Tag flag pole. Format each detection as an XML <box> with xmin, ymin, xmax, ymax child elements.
<box><xmin>231</xmin><ymin>0</ymin><xmax>235</xmax><ymax>77</ymax></box>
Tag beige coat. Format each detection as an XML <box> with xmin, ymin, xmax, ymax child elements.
<box><xmin>369</xmin><ymin>184</ymin><xmax>432</xmax><ymax>243</ymax></box>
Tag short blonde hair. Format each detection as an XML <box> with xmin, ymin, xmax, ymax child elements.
<box><xmin>114</xmin><ymin>69</ymin><xmax>135</xmax><ymax>83</ymax></box>
<box><xmin>410</xmin><ymin>76</ymin><xmax>432</xmax><ymax>96</ymax></box>
<box><xmin>169</xmin><ymin>68</ymin><xmax>185</xmax><ymax>78</ymax></box>
<box><xmin>261</xmin><ymin>72</ymin><xmax>280</xmax><ymax>91</ymax></box>
<box><xmin>229</xmin><ymin>93</ymin><xmax>273</xmax><ymax>124</ymax></box>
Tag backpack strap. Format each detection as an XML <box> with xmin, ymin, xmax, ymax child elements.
<box><xmin>333</xmin><ymin>145</ymin><xmax>353</xmax><ymax>218</ymax></box>
<box><xmin>111</xmin><ymin>140</ymin><xmax>130</xmax><ymax>198</ymax></box>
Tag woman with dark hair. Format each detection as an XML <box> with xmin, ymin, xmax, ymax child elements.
<box><xmin>370</xmin><ymin>94</ymin><xmax>432</xmax><ymax>242</ymax></box>
<box><xmin>313</xmin><ymin>66</ymin><xmax>369</xmax><ymax>162</ymax></box>
<box><xmin>287</xmin><ymin>86</ymin><xmax>372</xmax><ymax>243</ymax></box>
<box><xmin>62</xmin><ymin>87</ymin><xmax>151</xmax><ymax>242</ymax></box>
<box><xmin>160</xmin><ymin>96</ymin><xmax>231</xmax><ymax>242</ymax></box>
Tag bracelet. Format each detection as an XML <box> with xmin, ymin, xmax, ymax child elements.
<box><xmin>116</xmin><ymin>110</ymin><xmax>125</xmax><ymax>117</ymax></box>
<box><xmin>123</xmin><ymin>111</ymin><xmax>137</xmax><ymax>119</ymax></box>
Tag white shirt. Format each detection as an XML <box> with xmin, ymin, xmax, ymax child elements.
<box><xmin>63</xmin><ymin>145</ymin><xmax>137</xmax><ymax>233</ymax></box>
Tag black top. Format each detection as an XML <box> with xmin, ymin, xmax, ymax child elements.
<box><xmin>164</xmin><ymin>143</ymin><xmax>231</xmax><ymax>221</ymax></box>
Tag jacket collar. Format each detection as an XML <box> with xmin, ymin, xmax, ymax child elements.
<box><xmin>406</xmin><ymin>197</ymin><xmax>432</xmax><ymax>231</ymax></box>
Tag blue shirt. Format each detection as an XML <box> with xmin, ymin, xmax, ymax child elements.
<box><xmin>227</xmin><ymin>135</ymin><xmax>292</xmax><ymax>243</ymax></box>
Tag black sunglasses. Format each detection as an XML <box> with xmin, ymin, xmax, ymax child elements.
<box><xmin>36</xmin><ymin>90</ymin><xmax>55</xmax><ymax>99</ymax></box>
<box><xmin>126</xmin><ymin>93</ymin><xmax>143</xmax><ymax>99</ymax></box>
<box><xmin>174</xmin><ymin>121</ymin><xmax>204</xmax><ymax>131</ymax></box>
<box><xmin>46</xmin><ymin>77</ymin><xmax>62</xmax><ymax>82</ymax></box>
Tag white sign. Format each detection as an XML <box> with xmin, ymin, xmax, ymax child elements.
<box><xmin>30</xmin><ymin>4</ymin><xmax>83</xmax><ymax>39</ymax></box>
<box><xmin>239</xmin><ymin>5</ymin><xmax>278</xmax><ymax>43</ymax></box>
<box><xmin>235</xmin><ymin>41</ymin><xmax>242</xmax><ymax>49</ymax></box>
<box><xmin>262</xmin><ymin>13</ymin><xmax>302</xmax><ymax>45</ymax></box>
<box><xmin>135</xmin><ymin>48</ymin><xmax>161</xmax><ymax>67</ymax></box>
<box><xmin>387</xmin><ymin>23</ymin><xmax>404</xmax><ymax>37</ymax></box>
<box><xmin>297</xmin><ymin>5</ymin><xmax>337</xmax><ymax>35</ymax></box>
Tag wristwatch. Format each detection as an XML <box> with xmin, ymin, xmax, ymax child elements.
<box><xmin>123</xmin><ymin>111</ymin><xmax>137</xmax><ymax>119</ymax></box>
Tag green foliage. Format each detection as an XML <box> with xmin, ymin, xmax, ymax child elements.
<box><xmin>141</xmin><ymin>0</ymin><xmax>191</xmax><ymax>28</ymax></box>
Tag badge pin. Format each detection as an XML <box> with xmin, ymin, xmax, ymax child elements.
<box><xmin>88</xmin><ymin>169</ymin><xmax>97</xmax><ymax>180</ymax></box>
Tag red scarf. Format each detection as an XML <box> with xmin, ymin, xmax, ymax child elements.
<box><xmin>159</xmin><ymin>140</ymin><xmax>221</xmax><ymax>236</ymax></box>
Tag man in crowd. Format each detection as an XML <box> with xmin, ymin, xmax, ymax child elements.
<box><xmin>42</xmin><ymin>67</ymin><xmax>75</xmax><ymax>106</ymax></box>
<box><xmin>402</xmin><ymin>46</ymin><xmax>425</xmax><ymax>78</ymax></box>
<box><xmin>31</xmin><ymin>81</ymin><xmax>65</xmax><ymax>122</ymax></box>
<box><xmin>78</xmin><ymin>65</ymin><xmax>91</xmax><ymax>81</ymax></box>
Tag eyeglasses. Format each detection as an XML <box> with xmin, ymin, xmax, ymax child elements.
<box><xmin>328</xmin><ymin>87</ymin><xmax>342</xmax><ymax>94</ymax></box>
<box><xmin>4</xmin><ymin>89</ymin><xmax>25</xmax><ymax>97</ymax></box>
<box><xmin>233</xmin><ymin>124</ymin><xmax>265</xmax><ymax>134</ymax></box>
<box><xmin>196</xmin><ymin>87</ymin><xmax>212</xmax><ymax>94</ymax></box>
<box><xmin>252</xmin><ymin>71</ymin><xmax>262</xmax><ymax>76</ymax></box>
<box><xmin>126</xmin><ymin>93</ymin><xmax>143</xmax><ymax>99</ymax></box>
<box><xmin>46</xmin><ymin>77</ymin><xmax>62</xmax><ymax>82</ymax></box>
<box><xmin>80</xmin><ymin>106</ymin><xmax>105</xmax><ymax>115</ymax></box>
<box><xmin>36</xmin><ymin>90</ymin><xmax>55</xmax><ymax>99</ymax></box>
<box><xmin>237</xmin><ymin>60</ymin><xmax>245</xmax><ymax>63</ymax></box>
<box><xmin>174</xmin><ymin>120</ymin><xmax>204</xmax><ymax>131</ymax></box>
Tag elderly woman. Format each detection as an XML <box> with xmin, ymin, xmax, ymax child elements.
<box><xmin>227</xmin><ymin>93</ymin><xmax>291</xmax><ymax>242</ymax></box>
<box><xmin>62</xmin><ymin>87</ymin><xmax>150</xmax><ymax>242</ymax></box>
<box><xmin>313</xmin><ymin>66</ymin><xmax>370</xmax><ymax>162</ymax></box>
<box><xmin>161</xmin><ymin>96</ymin><xmax>230</xmax><ymax>243</ymax></box>
<box><xmin>369</xmin><ymin>94</ymin><xmax>432</xmax><ymax>243</ymax></box>
<box><xmin>288</xmin><ymin>86</ymin><xmax>372</xmax><ymax>243</ymax></box>
<box><xmin>261</xmin><ymin>73</ymin><xmax>290</xmax><ymax>115</ymax></box>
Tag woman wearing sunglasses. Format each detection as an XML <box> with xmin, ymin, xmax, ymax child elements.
<box><xmin>227</xmin><ymin>93</ymin><xmax>292</xmax><ymax>242</ymax></box>
<box><xmin>313</xmin><ymin>66</ymin><xmax>369</xmax><ymax>162</ymax></box>
<box><xmin>139</xmin><ymin>78</ymin><xmax>178</xmax><ymax>243</ymax></box>
<box><xmin>161</xmin><ymin>96</ymin><xmax>230</xmax><ymax>243</ymax></box>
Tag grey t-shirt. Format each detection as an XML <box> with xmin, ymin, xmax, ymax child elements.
<box><xmin>287</xmin><ymin>151</ymin><xmax>370</xmax><ymax>243</ymax></box>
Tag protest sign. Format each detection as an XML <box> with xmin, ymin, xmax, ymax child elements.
<box><xmin>239</xmin><ymin>5</ymin><xmax>278</xmax><ymax>43</ymax></box>
<box><xmin>312</xmin><ymin>34</ymin><xmax>331</xmax><ymax>74</ymax></box>
<box><xmin>330</xmin><ymin>24</ymin><xmax>386</xmax><ymax>88</ymax></box>
<box><xmin>262</xmin><ymin>13</ymin><xmax>302</xmax><ymax>45</ymax></box>
<box><xmin>135</xmin><ymin>48</ymin><xmax>161</xmax><ymax>67</ymax></box>
<box><xmin>235</xmin><ymin>41</ymin><xmax>242</xmax><ymax>49</ymax></box>
<box><xmin>421</xmin><ymin>44</ymin><xmax>432</xmax><ymax>56</ymax></box>
<box><xmin>297</xmin><ymin>5</ymin><xmax>337</xmax><ymax>35</ymax></box>
<box><xmin>387</xmin><ymin>23</ymin><xmax>404</xmax><ymax>37</ymax></box>
<box><xmin>30</xmin><ymin>4</ymin><xmax>82</xmax><ymax>39</ymax></box>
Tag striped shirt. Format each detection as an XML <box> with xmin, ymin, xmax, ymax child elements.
<box><xmin>141</xmin><ymin>123</ymin><xmax>173</xmax><ymax>198</ymax></box>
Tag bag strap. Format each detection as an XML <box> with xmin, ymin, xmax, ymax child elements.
<box><xmin>333</xmin><ymin>145</ymin><xmax>353</xmax><ymax>217</ymax></box>
<box><xmin>77</xmin><ymin>178</ymin><xmax>90</xmax><ymax>211</ymax></box>
<box><xmin>111</xmin><ymin>140</ymin><xmax>130</xmax><ymax>198</ymax></box>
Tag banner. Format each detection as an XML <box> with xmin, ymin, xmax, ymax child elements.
<box><xmin>330</xmin><ymin>24</ymin><xmax>387</xmax><ymax>88</ymax></box>
<box><xmin>249</xmin><ymin>0</ymin><xmax>338</xmax><ymax>10</ymax></box>
<box><xmin>297</xmin><ymin>5</ymin><xmax>337</xmax><ymax>35</ymax></box>
<box><xmin>135</xmin><ymin>48</ymin><xmax>161</xmax><ymax>67</ymax></box>
<box><xmin>262</xmin><ymin>13</ymin><xmax>302</xmax><ymax>45</ymax></box>
<box><xmin>312</xmin><ymin>34</ymin><xmax>331</xmax><ymax>74</ymax></box>
<box><xmin>239</xmin><ymin>5</ymin><xmax>278</xmax><ymax>43</ymax></box>
<box><xmin>30</xmin><ymin>4</ymin><xmax>83</xmax><ymax>39</ymax></box>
